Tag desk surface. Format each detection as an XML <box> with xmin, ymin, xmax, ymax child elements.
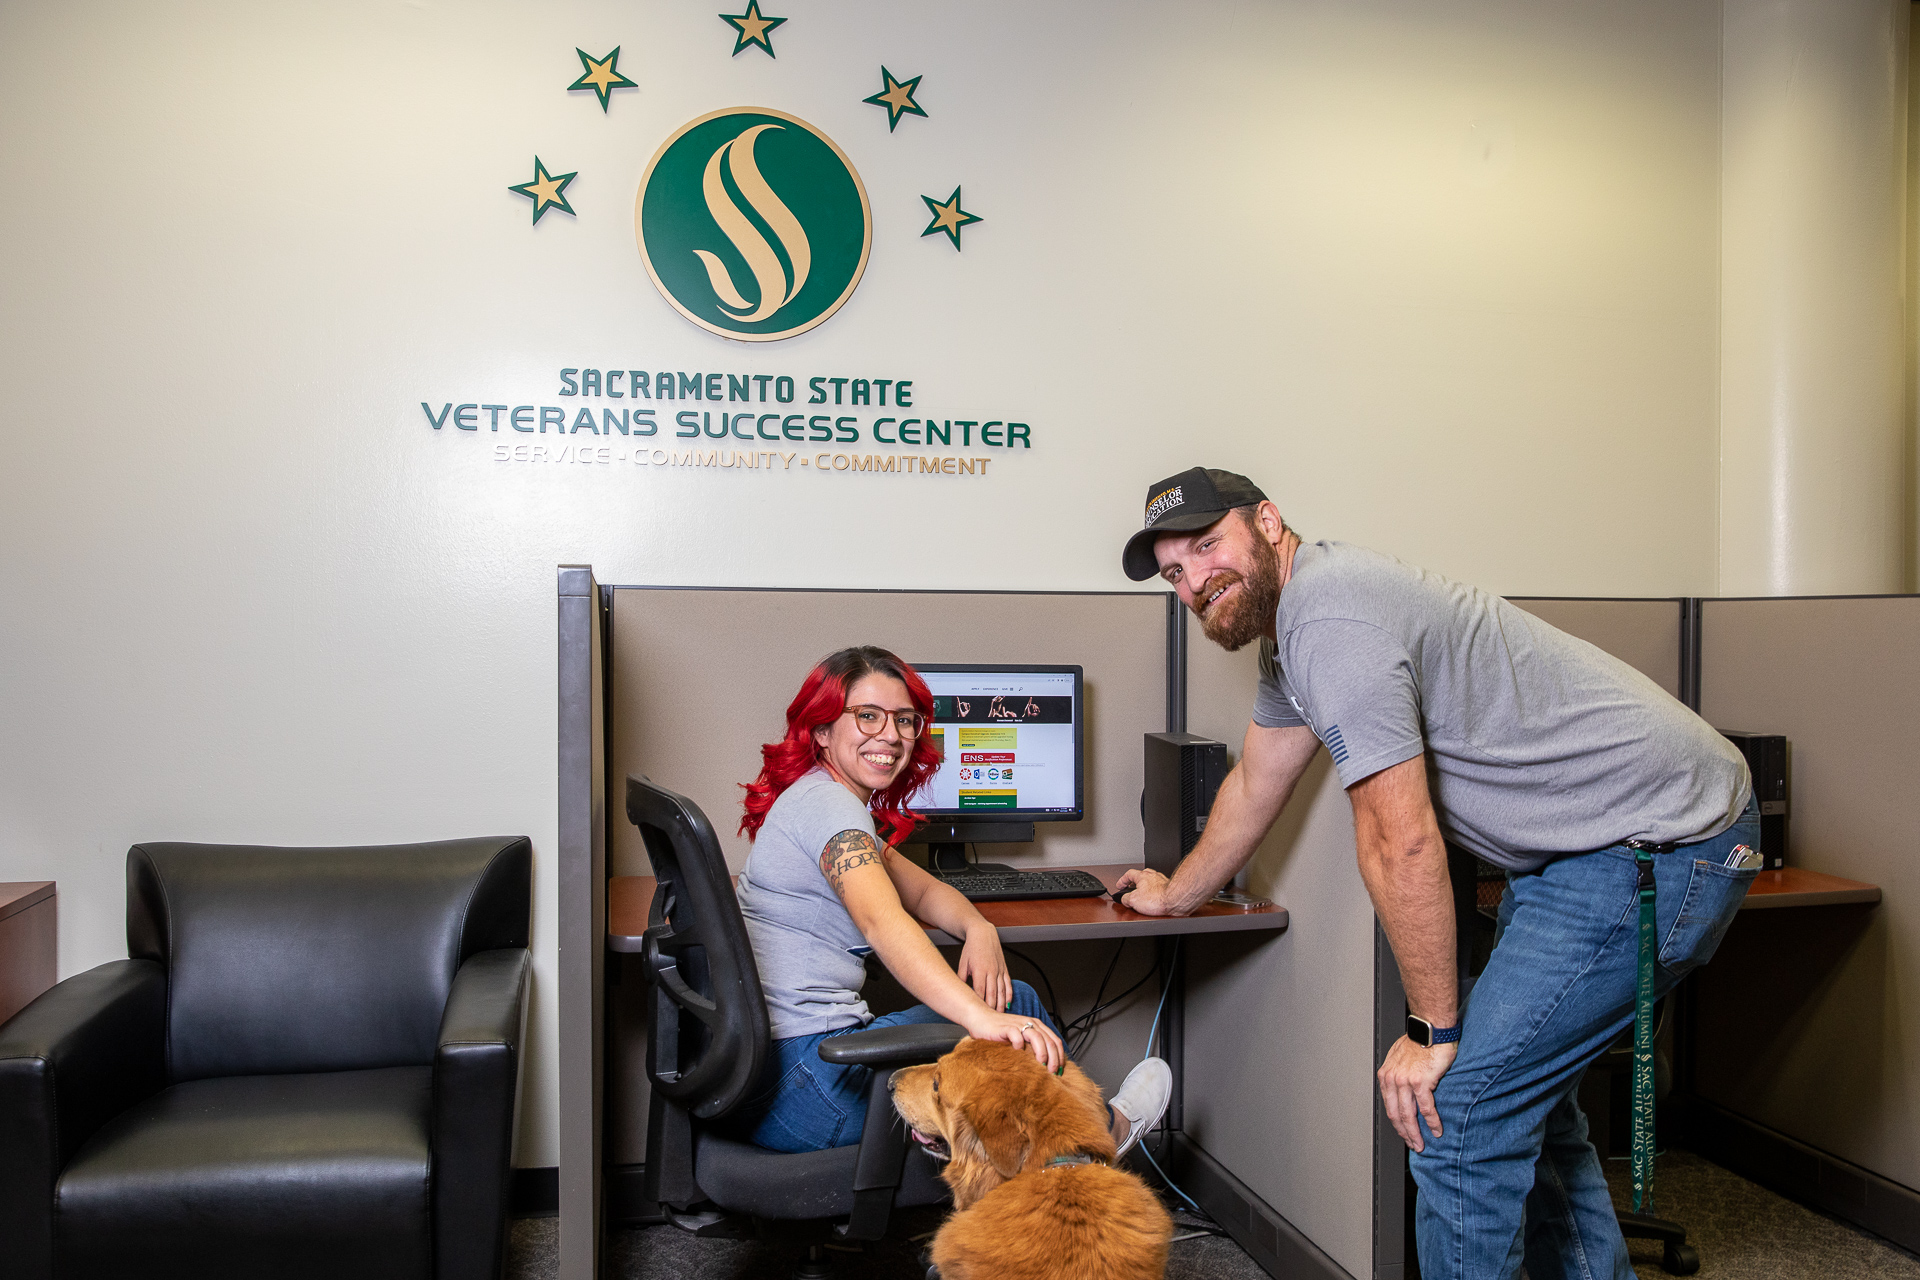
<box><xmin>1740</xmin><ymin>866</ymin><xmax>1881</xmax><ymax>910</ymax></box>
<box><xmin>0</xmin><ymin>883</ymin><xmax>54</xmax><ymax>924</ymax></box>
<box><xmin>608</xmin><ymin>864</ymin><xmax>1289</xmax><ymax>952</ymax></box>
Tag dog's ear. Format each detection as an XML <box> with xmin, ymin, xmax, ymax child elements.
<box><xmin>956</xmin><ymin>1097</ymin><xmax>1032</xmax><ymax>1179</ymax></box>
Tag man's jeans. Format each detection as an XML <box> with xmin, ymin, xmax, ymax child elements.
<box><xmin>721</xmin><ymin>980</ymin><xmax>1057</xmax><ymax>1153</ymax></box>
<box><xmin>1411</xmin><ymin>799</ymin><xmax>1761</xmax><ymax>1280</ymax></box>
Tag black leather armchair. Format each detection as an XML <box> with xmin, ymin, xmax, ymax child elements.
<box><xmin>628</xmin><ymin>777</ymin><xmax>962</xmax><ymax>1253</ymax></box>
<box><xmin>0</xmin><ymin>837</ymin><xmax>532</xmax><ymax>1280</ymax></box>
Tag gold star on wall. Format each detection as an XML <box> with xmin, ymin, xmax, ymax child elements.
<box><xmin>920</xmin><ymin>186</ymin><xmax>982</xmax><ymax>249</ymax></box>
<box><xmin>568</xmin><ymin>47</ymin><xmax>637</xmax><ymax>112</ymax></box>
<box><xmin>862</xmin><ymin>67</ymin><xmax>928</xmax><ymax>132</ymax></box>
<box><xmin>509</xmin><ymin>157</ymin><xmax>578</xmax><ymax>225</ymax></box>
<box><xmin>720</xmin><ymin>2</ymin><xmax>786</xmax><ymax>57</ymax></box>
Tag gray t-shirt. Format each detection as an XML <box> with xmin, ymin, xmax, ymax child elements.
<box><xmin>735</xmin><ymin>768</ymin><xmax>879</xmax><ymax>1039</ymax></box>
<box><xmin>1252</xmin><ymin>541</ymin><xmax>1751</xmax><ymax>871</ymax></box>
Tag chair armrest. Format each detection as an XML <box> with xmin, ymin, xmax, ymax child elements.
<box><xmin>821</xmin><ymin>1022</ymin><xmax>966</xmax><ymax>1241</ymax></box>
<box><xmin>0</xmin><ymin>959</ymin><xmax>166</xmax><ymax>1280</ymax></box>
<box><xmin>817</xmin><ymin>1022</ymin><xmax>965</xmax><ymax>1068</ymax></box>
<box><xmin>835</xmin><ymin>1025</ymin><xmax>966</xmax><ymax>1241</ymax></box>
<box><xmin>433</xmin><ymin>948</ymin><xmax>530</xmax><ymax>1280</ymax></box>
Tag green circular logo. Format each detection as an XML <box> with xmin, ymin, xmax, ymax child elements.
<box><xmin>636</xmin><ymin>108</ymin><xmax>872</xmax><ymax>342</ymax></box>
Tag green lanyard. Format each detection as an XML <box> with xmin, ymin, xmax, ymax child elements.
<box><xmin>1630</xmin><ymin>849</ymin><xmax>1658</xmax><ymax>1214</ymax></box>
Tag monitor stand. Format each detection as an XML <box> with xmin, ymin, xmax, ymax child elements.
<box><xmin>927</xmin><ymin>844</ymin><xmax>1015</xmax><ymax>875</ymax></box>
<box><xmin>915</xmin><ymin>821</ymin><xmax>1036</xmax><ymax>876</ymax></box>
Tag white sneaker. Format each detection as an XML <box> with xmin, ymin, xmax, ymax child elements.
<box><xmin>1109</xmin><ymin>1057</ymin><xmax>1172</xmax><ymax>1159</ymax></box>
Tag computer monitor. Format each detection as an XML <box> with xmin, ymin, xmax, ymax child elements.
<box><xmin>906</xmin><ymin>664</ymin><xmax>1084</xmax><ymax>871</ymax></box>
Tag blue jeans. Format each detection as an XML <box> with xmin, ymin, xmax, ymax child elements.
<box><xmin>1411</xmin><ymin>799</ymin><xmax>1761</xmax><ymax>1280</ymax></box>
<box><xmin>723</xmin><ymin>981</ymin><xmax>1057</xmax><ymax>1153</ymax></box>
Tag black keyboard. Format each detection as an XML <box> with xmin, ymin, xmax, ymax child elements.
<box><xmin>935</xmin><ymin>869</ymin><xmax>1110</xmax><ymax>902</ymax></box>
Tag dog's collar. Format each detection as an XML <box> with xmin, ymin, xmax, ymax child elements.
<box><xmin>1043</xmin><ymin>1152</ymin><xmax>1108</xmax><ymax>1170</ymax></box>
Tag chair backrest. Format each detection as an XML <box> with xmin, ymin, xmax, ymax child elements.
<box><xmin>627</xmin><ymin>776</ymin><xmax>768</xmax><ymax>1120</ymax></box>
<box><xmin>127</xmin><ymin>837</ymin><xmax>530</xmax><ymax>1082</ymax></box>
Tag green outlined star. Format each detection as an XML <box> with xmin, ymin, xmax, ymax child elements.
<box><xmin>508</xmin><ymin>157</ymin><xmax>577</xmax><ymax>225</ymax></box>
<box><xmin>920</xmin><ymin>186</ymin><xmax>982</xmax><ymax>249</ymax></box>
<box><xmin>720</xmin><ymin>1</ymin><xmax>786</xmax><ymax>57</ymax></box>
<box><xmin>568</xmin><ymin>47</ymin><xmax>637</xmax><ymax>112</ymax></box>
<box><xmin>862</xmin><ymin>67</ymin><xmax>927</xmax><ymax>131</ymax></box>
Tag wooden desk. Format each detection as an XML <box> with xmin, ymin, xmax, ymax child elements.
<box><xmin>0</xmin><ymin>882</ymin><xmax>56</xmax><ymax>1027</ymax></box>
<box><xmin>607</xmin><ymin>864</ymin><xmax>1288</xmax><ymax>952</ymax></box>
<box><xmin>1739</xmin><ymin>866</ymin><xmax>1882</xmax><ymax>910</ymax></box>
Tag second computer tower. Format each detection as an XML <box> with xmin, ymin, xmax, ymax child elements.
<box><xmin>1143</xmin><ymin>732</ymin><xmax>1230</xmax><ymax>874</ymax></box>
<box><xmin>1721</xmin><ymin>730</ymin><xmax>1788</xmax><ymax>870</ymax></box>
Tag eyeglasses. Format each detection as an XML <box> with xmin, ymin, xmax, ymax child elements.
<box><xmin>843</xmin><ymin>705</ymin><xmax>927</xmax><ymax>740</ymax></box>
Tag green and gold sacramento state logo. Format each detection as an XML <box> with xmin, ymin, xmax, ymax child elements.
<box><xmin>636</xmin><ymin>107</ymin><xmax>872</xmax><ymax>342</ymax></box>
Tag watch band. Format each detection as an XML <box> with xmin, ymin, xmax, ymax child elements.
<box><xmin>1407</xmin><ymin>1014</ymin><xmax>1461</xmax><ymax>1047</ymax></box>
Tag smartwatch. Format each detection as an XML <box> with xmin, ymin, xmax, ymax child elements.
<box><xmin>1406</xmin><ymin>1014</ymin><xmax>1461</xmax><ymax>1047</ymax></box>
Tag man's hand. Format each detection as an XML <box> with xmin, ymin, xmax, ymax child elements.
<box><xmin>1377</xmin><ymin>1035</ymin><xmax>1457</xmax><ymax>1152</ymax></box>
<box><xmin>1116</xmin><ymin>724</ymin><xmax>1319</xmax><ymax>919</ymax></box>
<box><xmin>1113</xmin><ymin>867</ymin><xmax>1188</xmax><ymax>917</ymax></box>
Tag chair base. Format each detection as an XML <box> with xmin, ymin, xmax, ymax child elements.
<box><xmin>1618</xmin><ymin>1211</ymin><xmax>1700</xmax><ymax>1275</ymax></box>
<box><xmin>665</xmin><ymin>1205</ymin><xmax>731</xmax><ymax>1236</ymax></box>
<box><xmin>793</xmin><ymin>1244</ymin><xmax>836</xmax><ymax>1278</ymax></box>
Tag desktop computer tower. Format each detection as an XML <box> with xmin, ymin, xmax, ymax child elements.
<box><xmin>1721</xmin><ymin>730</ymin><xmax>1788</xmax><ymax>870</ymax></box>
<box><xmin>1144</xmin><ymin>732</ymin><xmax>1229</xmax><ymax>875</ymax></box>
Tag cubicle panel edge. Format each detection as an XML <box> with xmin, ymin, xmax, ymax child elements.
<box><xmin>556</xmin><ymin>566</ymin><xmax>605</xmax><ymax>1280</ymax></box>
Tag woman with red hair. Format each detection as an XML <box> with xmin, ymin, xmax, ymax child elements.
<box><xmin>725</xmin><ymin>646</ymin><xmax>1169</xmax><ymax>1156</ymax></box>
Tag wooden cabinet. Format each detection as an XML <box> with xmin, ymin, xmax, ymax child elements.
<box><xmin>0</xmin><ymin>882</ymin><xmax>56</xmax><ymax>1026</ymax></box>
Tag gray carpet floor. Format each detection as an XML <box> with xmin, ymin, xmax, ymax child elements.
<box><xmin>506</xmin><ymin>1151</ymin><xmax>1920</xmax><ymax>1279</ymax></box>
<box><xmin>508</xmin><ymin>1201</ymin><xmax>1261</xmax><ymax>1279</ymax></box>
<box><xmin>1601</xmin><ymin>1151</ymin><xmax>1920</xmax><ymax>1280</ymax></box>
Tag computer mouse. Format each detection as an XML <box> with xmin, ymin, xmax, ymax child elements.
<box><xmin>1109</xmin><ymin>887</ymin><xmax>1129</xmax><ymax>905</ymax></box>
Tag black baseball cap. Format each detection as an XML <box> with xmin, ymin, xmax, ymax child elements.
<box><xmin>1121</xmin><ymin>467</ymin><xmax>1267</xmax><ymax>581</ymax></box>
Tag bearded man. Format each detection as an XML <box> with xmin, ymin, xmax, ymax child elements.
<box><xmin>1113</xmin><ymin>467</ymin><xmax>1758</xmax><ymax>1280</ymax></box>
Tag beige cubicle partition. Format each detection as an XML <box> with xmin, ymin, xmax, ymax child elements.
<box><xmin>607</xmin><ymin>587</ymin><xmax>1172</xmax><ymax>877</ymax></box>
<box><xmin>600</xmin><ymin>587</ymin><xmax>1186</xmax><ymax>1206</ymax></box>
<box><xmin>1508</xmin><ymin>597</ymin><xmax>1685</xmax><ymax>697</ymax></box>
<box><xmin>1181</xmin><ymin>638</ymin><xmax>1377</xmax><ymax>1279</ymax></box>
<box><xmin>1692</xmin><ymin>597</ymin><xmax>1920</xmax><ymax>1246</ymax></box>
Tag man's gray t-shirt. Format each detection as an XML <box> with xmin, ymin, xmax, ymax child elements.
<box><xmin>735</xmin><ymin>769</ymin><xmax>878</xmax><ymax>1039</ymax></box>
<box><xmin>1252</xmin><ymin>541</ymin><xmax>1750</xmax><ymax>871</ymax></box>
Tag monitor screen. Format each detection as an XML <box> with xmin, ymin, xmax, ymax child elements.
<box><xmin>910</xmin><ymin>664</ymin><xmax>1084</xmax><ymax>819</ymax></box>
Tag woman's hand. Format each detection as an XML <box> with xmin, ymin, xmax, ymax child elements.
<box><xmin>966</xmin><ymin>1008</ymin><xmax>1065</xmax><ymax>1073</ymax></box>
<box><xmin>956</xmin><ymin>923</ymin><xmax>1013</xmax><ymax>1013</ymax></box>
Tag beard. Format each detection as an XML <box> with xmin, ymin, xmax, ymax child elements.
<box><xmin>1195</xmin><ymin>543</ymin><xmax>1282</xmax><ymax>652</ymax></box>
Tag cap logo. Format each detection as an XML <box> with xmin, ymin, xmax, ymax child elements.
<box><xmin>1144</xmin><ymin>485</ymin><xmax>1185</xmax><ymax>527</ymax></box>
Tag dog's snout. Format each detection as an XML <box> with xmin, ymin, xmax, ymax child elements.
<box><xmin>887</xmin><ymin>1071</ymin><xmax>899</xmax><ymax>1093</ymax></box>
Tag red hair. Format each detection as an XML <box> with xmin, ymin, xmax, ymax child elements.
<box><xmin>740</xmin><ymin>646</ymin><xmax>942</xmax><ymax>847</ymax></box>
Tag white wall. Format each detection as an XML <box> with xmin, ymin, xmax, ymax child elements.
<box><xmin>1719</xmin><ymin>0</ymin><xmax>1909</xmax><ymax>596</ymax></box>
<box><xmin>0</xmin><ymin>0</ymin><xmax>1725</xmax><ymax>1172</ymax></box>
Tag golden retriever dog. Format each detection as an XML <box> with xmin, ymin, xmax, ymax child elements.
<box><xmin>891</xmin><ymin>1038</ymin><xmax>1173</xmax><ymax>1280</ymax></box>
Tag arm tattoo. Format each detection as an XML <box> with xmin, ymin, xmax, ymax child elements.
<box><xmin>821</xmin><ymin>829</ymin><xmax>882</xmax><ymax>895</ymax></box>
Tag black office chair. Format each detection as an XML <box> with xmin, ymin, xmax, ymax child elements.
<box><xmin>628</xmin><ymin>776</ymin><xmax>961</xmax><ymax>1272</ymax></box>
<box><xmin>0</xmin><ymin>837</ymin><xmax>531</xmax><ymax>1280</ymax></box>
